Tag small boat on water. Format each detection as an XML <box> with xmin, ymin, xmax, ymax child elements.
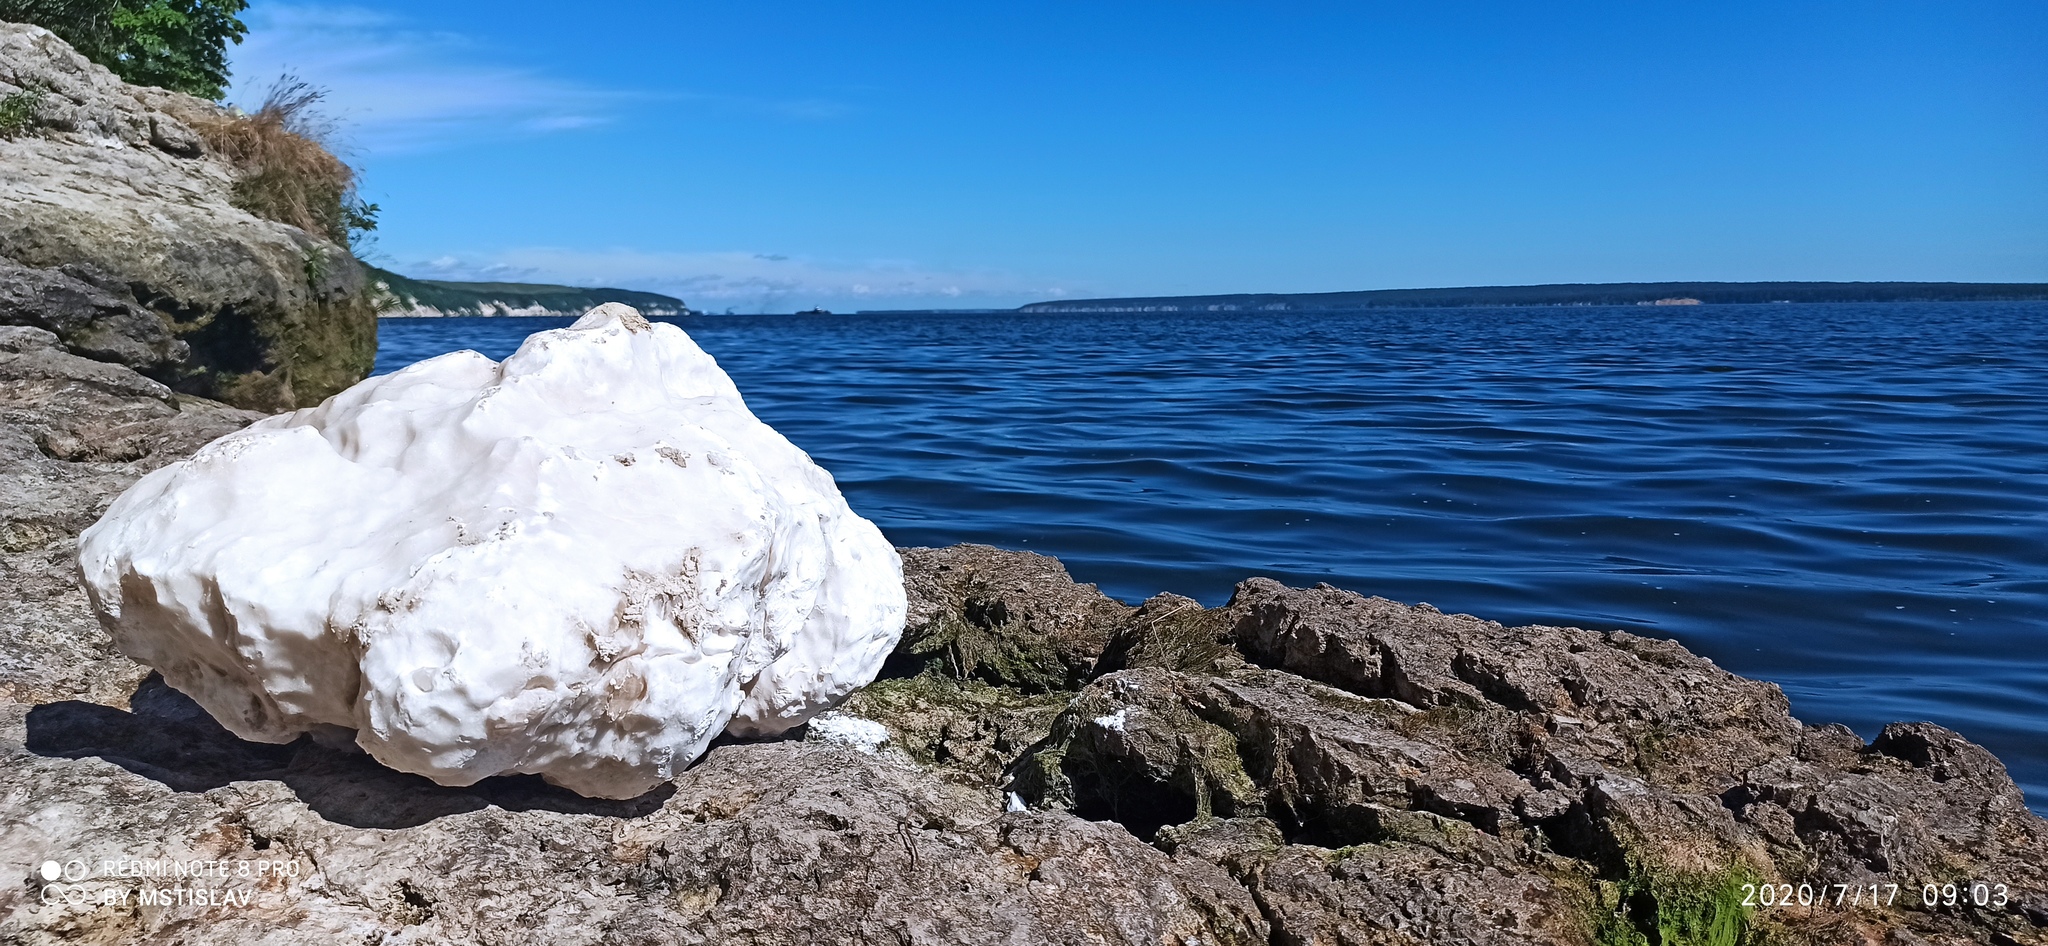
<box><xmin>795</xmin><ymin>307</ymin><xmax>833</xmax><ymax>316</ymax></box>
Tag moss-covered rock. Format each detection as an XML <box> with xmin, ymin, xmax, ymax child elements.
<box><xmin>1011</xmin><ymin>669</ymin><xmax>1262</xmax><ymax>841</ymax></box>
<box><xmin>829</xmin><ymin>672</ymin><xmax>1069</xmax><ymax>784</ymax></box>
<box><xmin>1094</xmin><ymin>592</ymin><xmax>1243</xmax><ymax>677</ymax></box>
<box><xmin>893</xmin><ymin>545</ymin><xmax>1132</xmax><ymax>691</ymax></box>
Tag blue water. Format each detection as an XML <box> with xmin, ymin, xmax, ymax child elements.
<box><xmin>375</xmin><ymin>303</ymin><xmax>2048</xmax><ymax>811</ymax></box>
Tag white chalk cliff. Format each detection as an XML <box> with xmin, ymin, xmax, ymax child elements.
<box><xmin>76</xmin><ymin>304</ymin><xmax>906</xmax><ymax>798</ymax></box>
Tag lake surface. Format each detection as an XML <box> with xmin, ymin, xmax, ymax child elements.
<box><xmin>376</xmin><ymin>303</ymin><xmax>2048</xmax><ymax>810</ymax></box>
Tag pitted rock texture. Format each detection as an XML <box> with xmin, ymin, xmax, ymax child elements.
<box><xmin>0</xmin><ymin>325</ymin><xmax>256</xmax><ymax>708</ymax></box>
<box><xmin>1</xmin><ymin>691</ymin><xmax>1267</xmax><ymax>946</ymax></box>
<box><xmin>0</xmin><ymin>21</ymin><xmax>375</xmax><ymax>409</ymax></box>
<box><xmin>2</xmin><ymin>344</ymin><xmax>2045</xmax><ymax>943</ymax></box>
<box><xmin>76</xmin><ymin>306</ymin><xmax>907</xmax><ymax>799</ymax></box>
<box><xmin>894</xmin><ymin>544</ymin><xmax>1134</xmax><ymax>691</ymax></box>
<box><xmin>995</xmin><ymin>580</ymin><xmax>2048</xmax><ymax>945</ymax></box>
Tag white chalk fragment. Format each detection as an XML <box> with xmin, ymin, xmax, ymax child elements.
<box><xmin>78</xmin><ymin>304</ymin><xmax>907</xmax><ymax>799</ymax></box>
<box><xmin>806</xmin><ymin>713</ymin><xmax>893</xmax><ymax>754</ymax></box>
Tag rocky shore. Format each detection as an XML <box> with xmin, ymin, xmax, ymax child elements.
<box><xmin>2</xmin><ymin>325</ymin><xmax>2044</xmax><ymax>945</ymax></box>
<box><xmin>1</xmin><ymin>22</ymin><xmax>376</xmax><ymax>412</ymax></box>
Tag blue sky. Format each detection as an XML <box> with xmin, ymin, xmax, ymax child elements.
<box><xmin>226</xmin><ymin>2</ymin><xmax>2047</xmax><ymax>312</ymax></box>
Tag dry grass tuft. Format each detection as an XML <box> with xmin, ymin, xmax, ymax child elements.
<box><xmin>195</xmin><ymin>77</ymin><xmax>372</xmax><ymax>244</ymax></box>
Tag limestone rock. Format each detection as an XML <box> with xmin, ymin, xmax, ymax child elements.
<box><xmin>0</xmin><ymin>255</ymin><xmax>187</xmax><ymax>370</ymax></box>
<box><xmin>0</xmin><ymin>325</ymin><xmax>257</xmax><ymax>708</ymax></box>
<box><xmin>0</xmin><ymin>21</ymin><xmax>375</xmax><ymax>409</ymax></box>
<box><xmin>895</xmin><ymin>544</ymin><xmax>1133</xmax><ymax>690</ymax></box>
<box><xmin>1022</xmin><ymin>581</ymin><xmax>2048</xmax><ymax>945</ymax></box>
<box><xmin>1224</xmin><ymin>576</ymin><xmax>1804</xmax><ymax>794</ymax></box>
<box><xmin>0</xmin><ymin>693</ymin><xmax>1268</xmax><ymax>945</ymax></box>
<box><xmin>76</xmin><ymin>306</ymin><xmax>906</xmax><ymax>798</ymax></box>
<box><xmin>1251</xmin><ymin>838</ymin><xmax>1596</xmax><ymax>946</ymax></box>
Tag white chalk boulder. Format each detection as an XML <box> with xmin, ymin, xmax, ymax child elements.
<box><xmin>77</xmin><ymin>304</ymin><xmax>907</xmax><ymax>798</ymax></box>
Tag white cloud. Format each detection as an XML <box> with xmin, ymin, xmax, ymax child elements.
<box><xmin>398</xmin><ymin>248</ymin><xmax>1077</xmax><ymax>311</ymax></box>
<box><xmin>224</xmin><ymin>4</ymin><xmax>850</xmax><ymax>155</ymax></box>
<box><xmin>225</xmin><ymin>4</ymin><xmax>618</xmax><ymax>154</ymax></box>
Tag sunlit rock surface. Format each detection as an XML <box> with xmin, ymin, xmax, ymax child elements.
<box><xmin>76</xmin><ymin>304</ymin><xmax>905</xmax><ymax>798</ymax></box>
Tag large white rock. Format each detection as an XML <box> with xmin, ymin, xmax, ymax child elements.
<box><xmin>77</xmin><ymin>304</ymin><xmax>906</xmax><ymax>798</ymax></box>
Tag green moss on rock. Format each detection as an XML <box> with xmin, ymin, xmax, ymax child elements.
<box><xmin>905</xmin><ymin>604</ymin><xmax>1076</xmax><ymax>693</ymax></box>
<box><xmin>835</xmin><ymin>672</ymin><xmax>1069</xmax><ymax>784</ymax></box>
<box><xmin>1391</xmin><ymin>701</ymin><xmax>1526</xmax><ymax>765</ymax></box>
<box><xmin>1593</xmin><ymin>863</ymin><xmax>1757</xmax><ymax>946</ymax></box>
<box><xmin>1010</xmin><ymin>670</ymin><xmax>1263</xmax><ymax>841</ymax></box>
<box><xmin>894</xmin><ymin>546</ymin><xmax>1132</xmax><ymax>692</ymax></box>
<box><xmin>1094</xmin><ymin>593</ymin><xmax>1242</xmax><ymax>677</ymax></box>
<box><xmin>168</xmin><ymin>248</ymin><xmax>376</xmax><ymax>412</ymax></box>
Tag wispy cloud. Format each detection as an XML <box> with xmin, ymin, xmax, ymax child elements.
<box><xmin>225</xmin><ymin>4</ymin><xmax>617</xmax><ymax>153</ymax></box>
<box><xmin>224</xmin><ymin>4</ymin><xmax>852</xmax><ymax>155</ymax></box>
<box><xmin>402</xmin><ymin>249</ymin><xmax>1079</xmax><ymax>311</ymax></box>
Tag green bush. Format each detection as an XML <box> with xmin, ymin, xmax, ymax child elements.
<box><xmin>0</xmin><ymin>0</ymin><xmax>248</xmax><ymax>99</ymax></box>
<box><xmin>0</xmin><ymin>84</ymin><xmax>45</xmax><ymax>138</ymax></box>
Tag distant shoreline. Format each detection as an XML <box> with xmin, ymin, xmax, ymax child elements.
<box><xmin>367</xmin><ymin>280</ymin><xmax>2048</xmax><ymax>320</ymax></box>
<box><xmin>370</xmin><ymin>266</ymin><xmax>692</xmax><ymax>319</ymax></box>
<box><xmin>1015</xmin><ymin>281</ymin><xmax>2048</xmax><ymax>313</ymax></box>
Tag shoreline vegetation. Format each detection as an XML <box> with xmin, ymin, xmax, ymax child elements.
<box><xmin>371</xmin><ymin>265</ymin><xmax>692</xmax><ymax>318</ymax></box>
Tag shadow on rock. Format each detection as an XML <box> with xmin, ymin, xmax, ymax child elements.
<box><xmin>25</xmin><ymin>673</ymin><xmax>673</xmax><ymax>829</ymax></box>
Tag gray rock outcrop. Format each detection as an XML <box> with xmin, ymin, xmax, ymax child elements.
<box><xmin>0</xmin><ymin>22</ymin><xmax>375</xmax><ymax>411</ymax></box>
<box><xmin>0</xmin><ymin>256</ymin><xmax>186</xmax><ymax>371</ymax></box>
<box><xmin>0</xmin><ymin>325</ymin><xmax>255</xmax><ymax>708</ymax></box>
<box><xmin>1</xmin><ymin>341</ymin><xmax>2043</xmax><ymax>944</ymax></box>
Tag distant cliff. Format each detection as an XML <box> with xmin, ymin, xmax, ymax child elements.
<box><xmin>372</xmin><ymin>266</ymin><xmax>690</xmax><ymax>318</ymax></box>
<box><xmin>1020</xmin><ymin>281</ymin><xmax>2048</xmax><ymax>312</ymax></box>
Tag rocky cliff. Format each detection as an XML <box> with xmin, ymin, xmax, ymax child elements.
<box><xmin>373</xmin><ymin>265</ymin><xmax>692</xmax><ymax>318</ymax></box>
<box><xmin>0</xmin><ymin>22</ymin><xmax>375</xmax><ymax>412</ymax></box>
<box><xmin>1</xmin><ymin>332</ymin><xmax>2043</xmax><ymax>945</ymax></box>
